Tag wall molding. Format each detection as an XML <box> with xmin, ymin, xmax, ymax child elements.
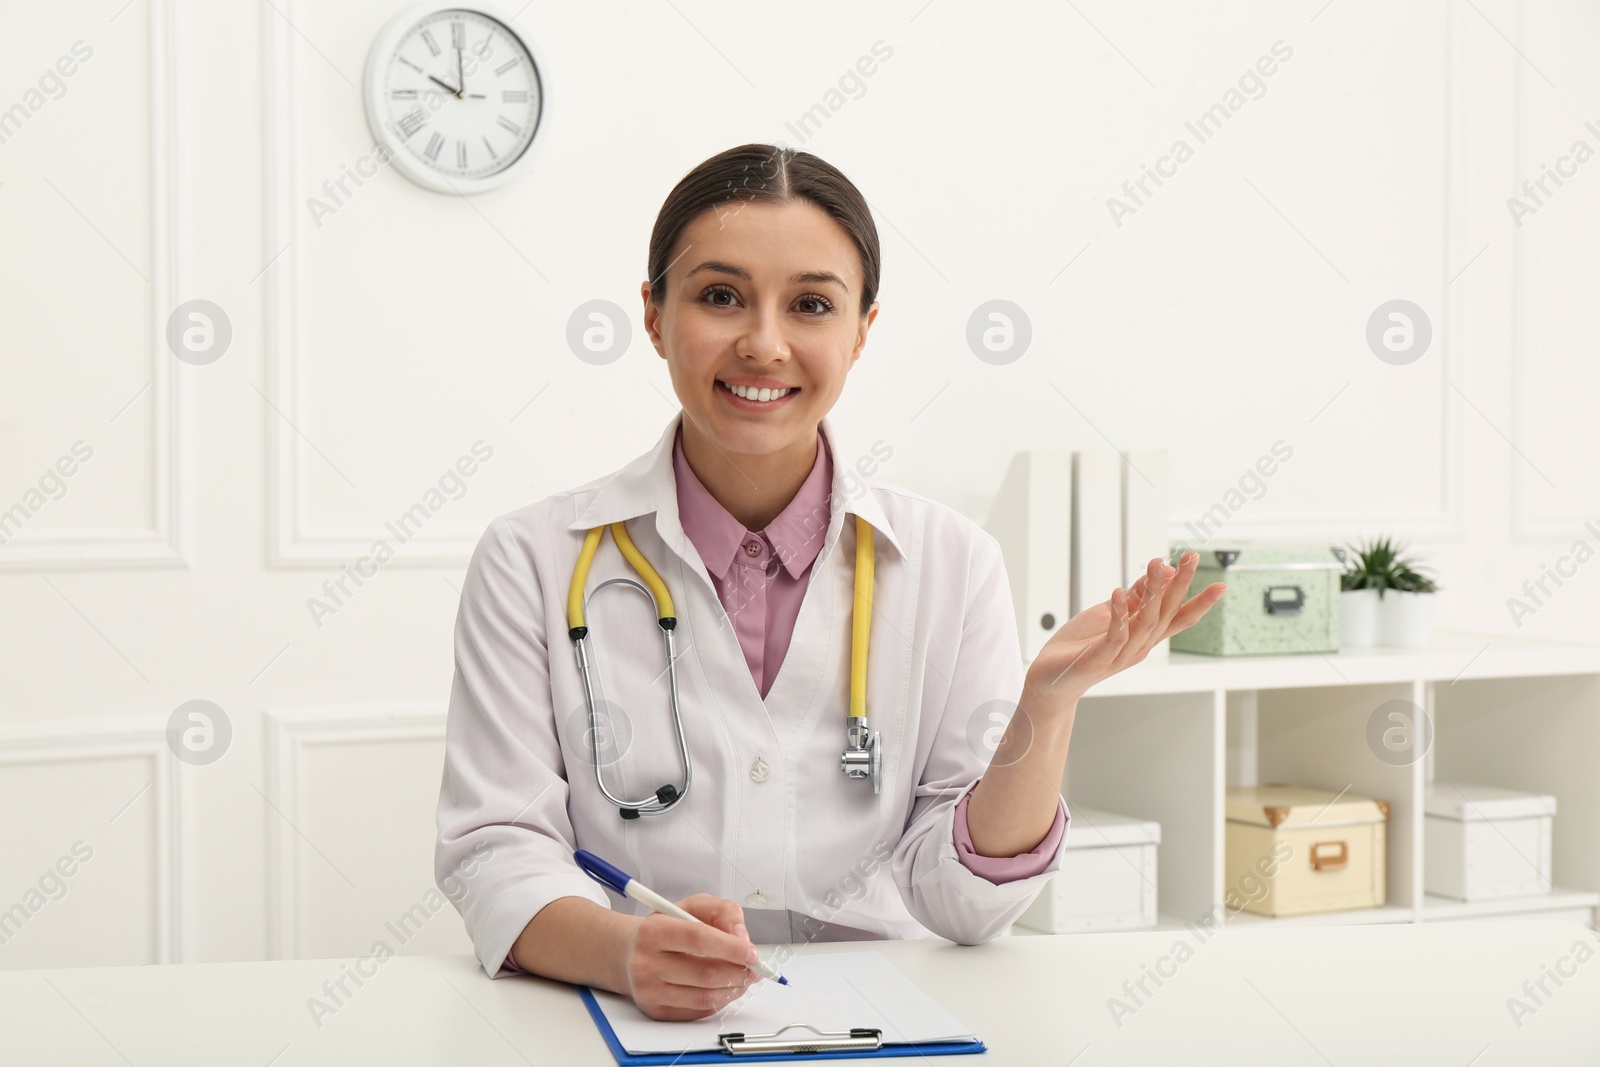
<box><xmin>0</xmin><ymin>0</ymin><xmax>189</xmax><ymax>571</ymax></box>
<box><xmin>263</xmin><ymin>703</ymin><xmax>445</xmax><ymax>960</ymax></box>
<box><xmin>1508</xmin><ymin>2</ymin><xmax>1594</xmax><ymax>543</ymax></box>
<box><xmin>261</xmin><ymin>0</ymin><xmax>483</xmax><ymax>568</ymax></box>
<box><xmin>0</xmin><ymin>718</ymin><xmax>183</xmax><ymax>964</ymax></box>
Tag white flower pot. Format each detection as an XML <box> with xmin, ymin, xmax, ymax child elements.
<box><xmin>1340</xmin><ymin>589</ymin><xmax>1380</xmax><ymax>650</ymax></box>
<box><xmin>1380</xmin><ymin>591</ymin><xmax>1436</xmax><ymax>649</ymax></box>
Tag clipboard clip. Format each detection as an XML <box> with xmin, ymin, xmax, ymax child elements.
<box><xmin>718</xmin><ymin>1023</ymin><xmax>884</xmax><ymax>1056</ymax></box>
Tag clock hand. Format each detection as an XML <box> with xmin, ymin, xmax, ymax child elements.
<box><xmin>427</xmin><ymin>73</ymin><xmax>462</xmax><ymax>95</ymax></box>
<box><xmin>456</xmin><ymin>45</ymin><xmax>466</xmax><ymax>100</ymax></box>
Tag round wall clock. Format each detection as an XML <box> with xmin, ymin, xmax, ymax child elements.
<box><xmin>363</xmin><ymin>4</ymin><xmax>547</xmax><ymax>194</ymax></box>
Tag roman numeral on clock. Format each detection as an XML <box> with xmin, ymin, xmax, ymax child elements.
<box><xmin>451</xmin><ymin>22</ymin><xmax>465</xmax><ymax>50</ymax></box>
<box><xmin>396</xmin><ymin>108</ymin><xmax>427</xmax><ymax>139</ymax></box>
<box><xmin>420</xmin><ymin>28</ymin><xmax>441</xmax><ymax>56</ymax></box>
<box><xmin>502</xmin><ymin>89</ymin><xmax>528</xmax><ymax>103</ymax></box>
<box><xmin>424</xmin><ymin>131</ymin><xmax>444</xmax><ymax>161</ymax></box>
<box><xmin>496</xmin><ymin>115</ymin><xmax>521</xmax><ymax>135</ymax></box>
<box><xmin>495</xmin><ymin>57</ymin><xmax>521</xmax><ymax>76</ymax></box>
<box><xmin>456</xmin><ymin>141</ymin><xmax>467</xmax><ymax>169</ymax></box>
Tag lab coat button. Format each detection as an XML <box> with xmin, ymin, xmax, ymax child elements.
<box><xmin>745</xmin><ymin>892</ymin><xmax>768</xmax><ymax>908</ymax></box>
<box><xmin>750</xmin><ymin>757</ymin><xmax>769</xmax><ymax>782</ymax></box>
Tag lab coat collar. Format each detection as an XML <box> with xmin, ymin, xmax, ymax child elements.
<box><xmin>568</xmin><ymin>411</ymin><xmax>907</xmax><ymax>565</ymax></box>
<box><xmin>673</xmin><ymin>425</ymin><xmax>834</xmax><ymax>582</ymax></box>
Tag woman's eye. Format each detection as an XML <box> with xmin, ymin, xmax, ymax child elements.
<box><xmin>796</xmin><ymin>294</ymin><xmax>835</xmax><ymax>315</ymax></box>
<box><xmin>701</xmin><ymin>284</ymin><xmax>738</xmax><ymax>306</ymax></box>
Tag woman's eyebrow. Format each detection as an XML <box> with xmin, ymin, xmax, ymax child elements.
<box><xmin>684</xmin><ymin>261</ymin><xmax>850</xmax><ymax>291</ymax></box>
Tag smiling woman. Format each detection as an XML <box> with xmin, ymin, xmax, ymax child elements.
<box><xmin>433</xmin><ymin>142</ymin><xmax>1224</xmax><ymax>1024</ymax></box>
<box><xmin>641</xmin><ymin>145</ymin><xmax>881</xmax><ymax>530</ymax></box>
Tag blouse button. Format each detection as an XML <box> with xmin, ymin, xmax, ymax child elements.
<box><xmin>750</xmin><ymin>756</ymin><xmax>770</xmax><ymax>783</ymax></box>
<box><xmin>743</xmin><ymin>538</ymin><xmax>762</xmax><ymax>557</ymax></box>
<box><xmin>745</xmin><ymin>892</ymin><xmax>769</xmax><ymax>908</ymax></box>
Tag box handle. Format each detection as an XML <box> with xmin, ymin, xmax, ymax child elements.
<box><xmin>1263</xmin><ymin>585</ymin><xmax>1305</xmax><ymax>616</ymax></box>
<box><xmin>1309</xmin><ymin>840</ymin><xmax>1348</xmax><ymax>872</ymax></box>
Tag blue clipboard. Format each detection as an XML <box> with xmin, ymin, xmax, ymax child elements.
<box><xmin>578</xmin><ymin>986</ymin><xmax>987</xmax><ymax>1064</ymax></box>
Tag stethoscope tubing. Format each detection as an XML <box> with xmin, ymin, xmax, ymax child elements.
<box><xmin>573</xmin><ymin>575</ymin><xmax>692</xmax><ymax>817</ymax></box>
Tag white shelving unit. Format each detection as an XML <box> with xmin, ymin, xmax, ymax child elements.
<box><xmin>1017</xmin><ymin>631</ymin><xmax>1600</xmax><ymax>935</ymax></box>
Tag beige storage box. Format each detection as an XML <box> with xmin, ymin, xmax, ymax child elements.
<box><xmin>1225</xmin><ymin>785</ymin><xmax>1389</xmax><ymax>917</ymax></box>
<box><xmin>1425</xmin><ymin>782</ymin><xmax>1555</xmax><ymax>902</ymax></box>
<box><xmin>1015</xmin><ymin>804</ymin><xmax>1160</xmax><ymax>933</ymax></box>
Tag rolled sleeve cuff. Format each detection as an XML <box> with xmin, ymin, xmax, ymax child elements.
<box><xmin>952</xmin><ymin>783</ymin><xmax>1069</xmax><ymax>885</ymax></box>
<box><xmin>474</xmin><ymin>873</ymin><xmax>613</xmax><ymax>979</ymax></box>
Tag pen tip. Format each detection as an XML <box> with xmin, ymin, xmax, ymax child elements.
<box><xmin>777</xmin><ymin>976</ymin><xmax>790</xmax><ymax>986</ymax></box>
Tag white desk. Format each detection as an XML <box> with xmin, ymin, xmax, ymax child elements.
<box><xmin>5</xmin><ymin>920</ymin><xmax>1597</xmax><ymax>1065</ymax></box>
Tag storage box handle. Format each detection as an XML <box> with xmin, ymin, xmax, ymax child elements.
<box><xmin>1263</xmin><ymin>585</ymin><xmax>1306</xmax><ymax>616</ymax></box>
<box><xmin>1309</xmin><ymin>840</ymin><xmax>1348</xmax><ymax>872</ymax></box>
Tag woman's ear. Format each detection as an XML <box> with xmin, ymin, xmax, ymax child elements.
<box><xmin>850</xmin><ymin>302</ymin><xmax>879</xmax><ymax>365</ymax></box>
<box><xmin>640</xmin><ymin>281</ymin><xmax>667</xmax><ymax>360</ymax></box>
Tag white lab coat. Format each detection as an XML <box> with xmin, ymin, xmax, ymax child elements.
<box><xmin>436</xmin><ymin>412</ymin><xmax>1068</xmax><ymax>977</ymax></box>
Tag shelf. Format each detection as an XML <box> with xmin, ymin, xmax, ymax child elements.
<box><xmin>1050</xmin><ymin>630</ymin><xmax>1600</xmax><ymax>698</ymax></box>
<box><xmin>1223</xmin><ymin>904</ymin><xmax>1416</xmax><ymax>929</ymax></box>
<box><xmin>1035</xmin><ymin>632</ymin><xmax>1600</xmax><ymax>939</ymax></box>
<box><xmin>1420</xmin><ymin>888</ymin><xmax>1600</xmax><ymax>921</ymax></box>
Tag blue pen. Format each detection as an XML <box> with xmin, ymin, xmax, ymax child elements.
<box><xmin>575</xmin><ymin>849</ymin><xmax>791</xmax><ymax>987</ymax></box>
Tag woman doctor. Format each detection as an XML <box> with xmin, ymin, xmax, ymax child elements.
<box><xmin>435</xmin><ymin>143</ymin><xmax>1225</xmax><ymax>1021</ymax></box>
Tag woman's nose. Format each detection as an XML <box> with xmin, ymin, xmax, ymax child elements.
<box><xmin>736</xmin><ymin>304</ymin><xmax>791</xmax><ymax>362</ymax></box>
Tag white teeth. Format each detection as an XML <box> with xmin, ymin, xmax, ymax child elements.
<box><xmin>722</xmin><ymin>382</ymin><xmax>793</xmax><ymax>402</ymax></box>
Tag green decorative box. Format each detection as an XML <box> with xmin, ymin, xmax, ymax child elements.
<box><xmin>1169</xmin><ymin>544</ymin><xmax>1344</xmax><ymax>656</ymax></box>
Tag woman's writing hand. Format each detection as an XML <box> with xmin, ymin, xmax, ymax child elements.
<box><xmin>623</xmin><ymin>893</ymin><xmax>762</xmax><ymax>1021</ymax></box>
<box><xmin>1024</xmin><ymin>550</ymin><xmax>1226</xmax><ymax>711</ymax></box>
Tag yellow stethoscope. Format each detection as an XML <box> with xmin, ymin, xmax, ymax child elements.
<box><xmin>566</xmin><ymin>515</ymin><xmax>881</xmax><ymax>820</ymax></box>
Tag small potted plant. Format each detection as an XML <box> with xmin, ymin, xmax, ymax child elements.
<box><xmin>1381</xmin><ymin>549</ymin><xmax>1440</xmax><ymax>649</ymax></box>
<box><xmin>1338</xmin><ymin>539</ymin><xmax>1390</xmax><ymax>650</ymax></box>
<box><xmin>1339</xmin><ymin>537</ymin><xmax>1440</xmax><ymax>650</ymax></box>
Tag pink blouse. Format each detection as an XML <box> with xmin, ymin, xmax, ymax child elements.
<box><xmin>672</xmin><ymin>427</ymin><xmax>1064</xmax><ymax>885</ymax></box>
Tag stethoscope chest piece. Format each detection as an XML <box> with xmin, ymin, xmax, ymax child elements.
<box><xmin>840</xmin><ymin>716</ymin><xmax>882</xmax><ymax>795</ymax></box>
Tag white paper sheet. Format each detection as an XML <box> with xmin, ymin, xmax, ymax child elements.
<box><xmin>586</xmin><ymin>950</ymin><xmax>978</xmax><ymax>1055</ymax></box>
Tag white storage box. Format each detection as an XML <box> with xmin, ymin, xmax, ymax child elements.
<box><xmin>1425</xmin><ymin>782</ymin><xmax>1555</xmax><ymax>902</ymax></box>
<box><xmin>1015</xmin><ymin>804</ymin><xmax>1160</xmax><ymax>934</ymax></box>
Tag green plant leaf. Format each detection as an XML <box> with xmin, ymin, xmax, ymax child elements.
<box><xmin>1341</xmin><ymin>535</ymin><xmax>1440</xmax><ymax>596</ymax></box>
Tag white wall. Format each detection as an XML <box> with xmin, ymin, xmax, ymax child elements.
<box><xmin>1</xmin><ymin>0</ymin><xmax>1596</xmax><ymax>968</ymax></box>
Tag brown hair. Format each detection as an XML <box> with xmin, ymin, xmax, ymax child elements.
<box><xmin>646</xmin><ymin>144</ymin><xmax>881</xmax><ymax>317</ymax></box>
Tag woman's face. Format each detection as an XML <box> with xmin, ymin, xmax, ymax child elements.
<box><xmin>642</xmin><ymin>199</ymin><xmax>878</xmax><ymax>461</ymax></box>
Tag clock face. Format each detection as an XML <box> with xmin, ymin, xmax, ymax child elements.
<box><xmin>366</xmin><ymin>7</ymin><xmax>544</xmax><ymax>192</ymax></box>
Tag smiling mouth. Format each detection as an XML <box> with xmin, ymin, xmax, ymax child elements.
<box><xmin>716</xmin><ymin>380</ymin><xmax>799</xmax><ymax>404</ymax></box>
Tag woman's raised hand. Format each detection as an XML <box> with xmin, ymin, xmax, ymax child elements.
<box><xmin>622</xmin><ymin>893</ymin><xmax>762</xmax><ymax>1021</ymax></box>
<box><xmin>1024</xmin><ymin>550</ymin><xmax>1226</xmax><ymax>710</ymax></box>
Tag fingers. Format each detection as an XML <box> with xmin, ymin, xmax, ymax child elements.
<box><xmin>688</xmin><ymin>893</ymin><xmax>750</xmax><ymax>939</ymax></box>
<box><xmin>659</xmin><ymin>895</ymin><xmax>758</xmax><ymax>967</ymax></box>
<box><xmin>1108</xmin><ymin>586</ymin><xmax>1130</xmax><ymax>646</ymax></box>
<box><xmin>1158</xmin><ymin>551</ymin><xmax>1199</xmax><ymax>622</ymax></box>
<box><xmin>630</xmin><ymin>896</ymin><xmax>764</xmax><ymax>1021</ymax></box>
<box><xmin>1160</xmin><ymin>580</ymin><xmax>1228</xmax><ymax>640</ymax></box>
<box><xmin>639</xmin><ymin>972</ymin><xmax>759</xmax><ymax>1019</ymax></box>
<box><xmin>1115</xmin><ymin>558</ymin><xmax>1168</xmax><ymax>663</ymax></box>
<box><xmin>1089</xmin><ymin>586</ymin><xmax>1130</xmax><ymax>666</ymax></box>
<box><xmin>649</xmin><ymin>947</ymin><xmax>759</xmax><ymax>998</ymax></box>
